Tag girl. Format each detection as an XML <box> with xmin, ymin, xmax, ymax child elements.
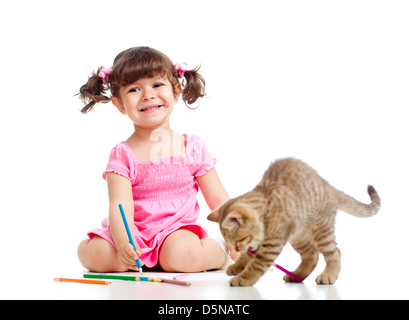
<box><xmin>77</xmin><ymin>46</ymin><xmax>234</xmax><ymax>273</ymax></box>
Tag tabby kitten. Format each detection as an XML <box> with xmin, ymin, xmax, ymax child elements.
<box><xmin>208</xmin><ymin>158</ymin><xmax>380</xmax><ymax>286</ymax></box>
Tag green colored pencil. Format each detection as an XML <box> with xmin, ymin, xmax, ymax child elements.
<box><xmin>84</xmin><ymin>274</ymin><xmax>159</xmax><ymax>282</ymax></box>
<box><xmin>83</xmin><ymin>274</ymin><xmax>191</xmax><ymax>286</ymax></box>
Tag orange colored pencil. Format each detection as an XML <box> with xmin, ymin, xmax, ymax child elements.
<box><xmin>54</xmin><ymin>277</ymin><xmax>111</xmax><ymax>285</ymax></box>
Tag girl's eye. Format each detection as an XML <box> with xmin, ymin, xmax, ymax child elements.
<box><xmin>129</xmin><ymin>88</ymin><xmax>140</xmax><ymax>93</ymax></box>
<box><xmin>153</xmin><ymin>83</ymin><xmax>164</xmax><ymax>88</ymax></box>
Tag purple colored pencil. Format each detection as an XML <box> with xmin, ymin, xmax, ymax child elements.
<box><xmin>273</xmin><ymin>263</ymin><xmax>303</xmax><ymax>282</ymax></box>
<box><xmin>248</xmin><ymin>248</ymin><xmax>302</xmax><ymax>282</ymax></box>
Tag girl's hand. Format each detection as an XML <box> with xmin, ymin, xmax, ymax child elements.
<box><xmin>226</xmin><ymin>243</ymin><xmax>240</xmax><ymax>261</ymax></box>
<box><xmin>117</xmin><ymin>242</ymin><xmax>143</xmax><ymax>271</ymax></box>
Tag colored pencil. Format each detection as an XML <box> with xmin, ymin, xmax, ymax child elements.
<box><xmin>161</xmin><ymin>278</ymin><xmax>191</xmax><ymax>286</ymax></box>
<box><xmin>273</xmin><ymin>263</ymin><xmax>303</xmax><ymax>282</ymax></box>
<box><xmin>248</xmin><ymin>248</ymin><xmax>303</xmax><ymax>282</ymax></box>
<box><xmin>173</xmin><ymin>273</ymin><xmax>189</xmax><ymax>280</ymax></box>
<box><xmin>84</xmin><ymin>274</ymin><xmax>191</xmax><ymax>286</ymax></box>
<box><xmin>84</xmin><ymin>274</ymin><xmax>159</xmax><ymax>282</ymax></box>
<box><xmin>118</xmin><ymin>203</ymin><xmax>143</xmax><ymax>275</ymax></box>
<box><xmin>54</xmin><ymin>277</ymin><xmax>111</xmax><ymax>285</ymax></box>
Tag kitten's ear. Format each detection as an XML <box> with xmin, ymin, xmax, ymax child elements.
<box><xmin>208</xmin><ymin>199</ymin><xmax>234</xmax><ymax>222</ymax></box>
<box><xmin>207</xmin><ymin>208</ymin><xmax>220</xmax><ymax>222</ymax></box>
<box><xmin>221</xmin><ymin>211</ymin><xmax>243</xmax><ymax>230</ymax></box>
<box><xmin>221</xmin><ymin>204</ymin><xmax>257</xmax><ymax>230</ymax></box>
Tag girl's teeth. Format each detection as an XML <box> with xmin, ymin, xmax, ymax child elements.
<box><xmin>142</xmin><ymin>106</ymin><xmax>160</xmax><ymax>111</ymax></box>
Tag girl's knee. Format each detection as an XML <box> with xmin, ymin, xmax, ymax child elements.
<box><xmin>159</xmin><ymin>231</ymin><xmax>204</xmax><ymax>272</ymax></box>
<box><xmin>78</xmin><ymin>238</ymin><xmax>104</xmax><ymax>270</ymax></box>
<box><xmin>159</xmin><ymin>239</ymin><xmax>205</xmax><ymax>272</ymax></box>
<box><xmin>159</xmin><ymin>230</ymin><xmax>226</xmax><ymax>272</ymax></box>
<box><xmin>77</xmin><ymin>237</ymin><xmax>127</xmax><ymax>272</ymax></box>
<box><xmin>180</xmin><ymin>243</ymin><xmax>205</xmax><ymax>270</ymax></box>
<box><xmin>77</xmin><ymin>239</ymin><xmax>91</xmax><ymax>268</ymax></box>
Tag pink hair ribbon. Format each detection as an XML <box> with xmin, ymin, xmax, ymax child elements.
<box><xmin>98</xmin><ymin>66</ymin><xmax>113</xmax><ymax>84</ymax></box>
<box><xmin>174</xmin><ymin>62</ymin><xmax>188</xmax><ymax>79</ymax></box>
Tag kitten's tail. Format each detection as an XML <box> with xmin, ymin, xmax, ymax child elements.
<box><xmin>336</xmin><ymin>185</ymin><xmax>381</xmax><ymax>218</ymax></box>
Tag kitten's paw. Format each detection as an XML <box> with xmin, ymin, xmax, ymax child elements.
<box><xmin>283</xmin><ymin>274</ymin><xmax>300</xmax><ymax>282</ymax></box>
<box><xmin>283</xmin><ymin>272</ymin><xmax>305</xmax><ymax>283</ymax></box>
<box><xmin>315</xmin><ymin>272</ymin><xmax>337</xmax><ymax>285</ymax></box>
<box><xmin>226</xmin><ymin>263</ymin><xmax>243</xmax><ymax>276</ymax></box>
<box><xmin>229</xmin><ymin>276</ymin><xmax>257</xmax><ymax>286</ymax></box>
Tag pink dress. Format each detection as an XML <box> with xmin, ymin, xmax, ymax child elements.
<box><xmin>87</xmin><ymin>134</ymin><xmax>216</xmax><ymax>268</ymax></box>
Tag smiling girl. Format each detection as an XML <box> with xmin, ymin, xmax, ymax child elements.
<box><xmin>77</xmin><ymin>46</ymin><xmax>234</xmax><ymax>273</ymax></box>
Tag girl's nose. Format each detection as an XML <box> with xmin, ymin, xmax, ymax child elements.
<box><xmin>142</xmin><ymin>88</ymin><xmax>155</xmax><ymax>100</ymax></box>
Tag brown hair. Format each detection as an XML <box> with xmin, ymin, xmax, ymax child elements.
<box><xmin>78</xmin><ymin>46</ymin><xmax>206</xmax><ymax>113</ymax></box>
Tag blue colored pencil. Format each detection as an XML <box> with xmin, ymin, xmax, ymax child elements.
<box><xmin>118</xmin><ymin>204</ymin><xmax>143</xmax><ymax>275</ymax></box>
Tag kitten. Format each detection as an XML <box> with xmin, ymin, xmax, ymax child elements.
<box><xmin>208</xmin><ymin>158</ymin><xmax>381</xmax><ymax>286</ymax></box>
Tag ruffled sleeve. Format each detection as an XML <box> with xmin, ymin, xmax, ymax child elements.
<box><xmin>186</xmin><ymin>135</ymin><xmax>217</xmax><ymax>177</ymax></box>
<box><xmin>102</xmin><ymin>142</ymin><xmax>135</xmax><ymax>181</ymax></box>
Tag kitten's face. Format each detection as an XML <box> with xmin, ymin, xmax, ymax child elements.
<box><xmin>208</xmin><ymin>200</ymin><xmax>264</xmax><ymax>253</ymax></box>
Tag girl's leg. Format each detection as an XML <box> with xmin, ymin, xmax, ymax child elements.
<box><xmin>158</xmin><ymin>229</ymin><xmax>226</xmax><ymax>272</ymax></box>
<box><xmin>77</xmin><ymin>236</ymin><xmax>130</xmax><ymax>273</ymax></box>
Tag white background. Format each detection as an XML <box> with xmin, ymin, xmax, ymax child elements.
<box><xmin>1</xmin><ymin>0</ymin><xmax>408</xmax><ymax>298</ymax></box>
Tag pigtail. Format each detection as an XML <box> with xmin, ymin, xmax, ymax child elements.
<box><xmin>78</xmin><ymin>67</ymin><xmax>112</xmax><ymax>113</ymax></box>
<box><xmin>180</xmin><ymin>66</ymin><xmax>206</xmax><ymax>108</ymax></box>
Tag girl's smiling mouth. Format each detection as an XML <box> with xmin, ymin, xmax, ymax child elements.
<box><xmin>139</xmin><ymin>105</ymin><xmax>163</xmax><ymax>112</ymax></box>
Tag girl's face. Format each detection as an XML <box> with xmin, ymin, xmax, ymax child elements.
<box><xmin>112</xmin><ymin>75</ymin><xmax>181</xmax><ymax>129</ymax></box>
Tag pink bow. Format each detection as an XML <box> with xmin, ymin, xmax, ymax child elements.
<box><xmin>98</xmin><ymin>66</ymin><xmax>113</xmax><ymax>84</ymax></box>
<box><xmin>174</xmin><ymin>62</ymin><xmax>188</xmax><ymax>79</ymax></box>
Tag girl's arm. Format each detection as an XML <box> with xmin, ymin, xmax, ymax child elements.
<box><xmin>105</xmin><ymin>172</ymin><xmax>142</xmax><ymax>269</ymax></box>
<box><xmin>196</xmin><ymin>168</ymin><xmax>229</xmax><ymax>211</ymax></box>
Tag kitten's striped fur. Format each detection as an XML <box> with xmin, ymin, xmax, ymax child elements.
<box><xmin>208</xmin><ymin>158</ymin><xmax>381</xmax><ymax>286</ymax></box>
